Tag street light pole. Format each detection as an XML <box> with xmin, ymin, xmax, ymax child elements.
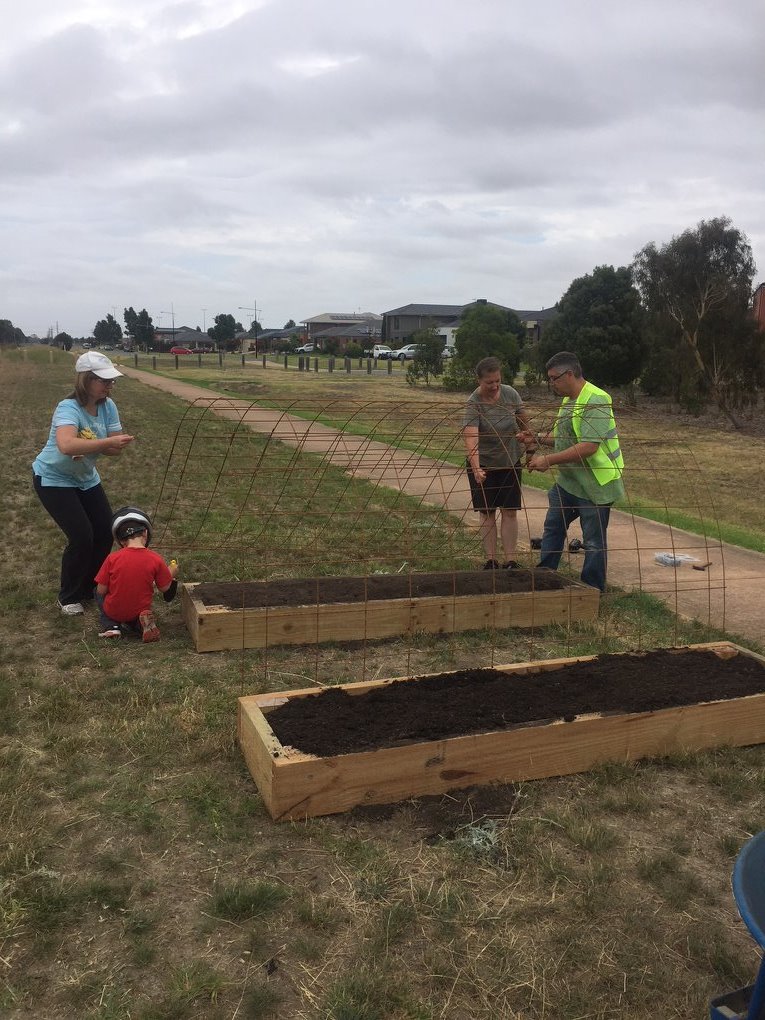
<box><xmin>160</xmin><ymin>304</ymin><xmax>176</xmax><ymax>349</ymax></box>
<box><xmin>238</xmin><ymin>300</ymin><xmax>259</xmax><ymax>355</ymax></box>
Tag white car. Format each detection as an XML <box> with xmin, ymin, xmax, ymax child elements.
<box><xmin>296</xmin><ymin>343</ymin><xmax>315</xmax><ymax>354</ymax></box>
<box><xmin>393</xmin><ymin>344</ymin><xmax>422</xmax><ymax>361</ymax></box>
<box><xmin>372</xmin><ymin>344</ymin><xmax>393</xmax><ymax>359</ymax></box>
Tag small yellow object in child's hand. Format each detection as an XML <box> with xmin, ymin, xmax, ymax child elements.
<box><xmin>78</xmin><ymin>427</ymin><xmax>98</xmax><ymax>440</ymax></box>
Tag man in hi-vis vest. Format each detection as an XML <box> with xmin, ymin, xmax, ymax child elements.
<box><xmin>523</xmin><ymin>351</ymin><xmax>624</xmax><ymax>592</ymax></box>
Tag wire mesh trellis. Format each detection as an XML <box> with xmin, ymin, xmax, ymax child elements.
<box><xmin>136</xmin><ymin>391</ymin><xmax>739</xmax><ymax>688</ymax></box>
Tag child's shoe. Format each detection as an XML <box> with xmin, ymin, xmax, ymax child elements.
<box><xmin>139</xmin><ymin>610</ymin><xmax>160</xmax><ymax>643</ymax></box>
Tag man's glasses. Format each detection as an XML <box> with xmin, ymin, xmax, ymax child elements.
<box><xmin>547</xmin><ymin>369</ymin><xmax>570</xmax><ymax>383</ymax></box>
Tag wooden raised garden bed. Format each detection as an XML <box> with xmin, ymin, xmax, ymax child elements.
<box><xmin>238</xmin><ymin>642</ymin><xmax>765</xmax><ymax>820</ymax></box>
<box><xmin>181</xmin><ymin>569</ymin><xmax>599</xmax><ymax>652</ymax></box>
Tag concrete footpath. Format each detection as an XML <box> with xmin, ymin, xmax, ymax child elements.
<box><xmin>121</xmin><ymin>365</ymin><xmax>765</xmax><ymax>645</ymax></box>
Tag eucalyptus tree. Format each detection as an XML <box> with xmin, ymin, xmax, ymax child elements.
<box><xmin>633</xmin><ymin>217</ymin><xmax>761</xmax><ymax>426</ymax></box>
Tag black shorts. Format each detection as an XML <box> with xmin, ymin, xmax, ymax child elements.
<box><xmin>467</xmin><ymin>463</ymin><xmax>523</xmax><ymax>513</ymax></box>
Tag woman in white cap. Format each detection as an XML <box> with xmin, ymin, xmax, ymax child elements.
<box><xmin>32</xmin><ymin>351</ymin><xmax>135</xmax><ymax>615</ymax></box>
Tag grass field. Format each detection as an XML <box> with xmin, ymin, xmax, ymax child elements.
<box><xmin>2</xmin><ymin>346</ymin><xmax>765</xmax><ymax>1019</ymax></box>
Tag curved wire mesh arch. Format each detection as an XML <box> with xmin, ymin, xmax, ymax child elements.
<box><xmin>143</xmin><ymin>391</ymin><xmax>740</xmax><ymax>680</ymax></box>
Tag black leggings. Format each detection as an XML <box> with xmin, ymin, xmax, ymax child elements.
<box><xmin>33</xmin><ymin>474</ymin><xmax>113</xmax><ymax>605</ymax></box>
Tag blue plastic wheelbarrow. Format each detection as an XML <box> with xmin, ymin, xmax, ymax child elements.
<box><xmin>710</xmin><ymin>830</ymin><xmax>765</xmax><ymax>1019</ymax></box>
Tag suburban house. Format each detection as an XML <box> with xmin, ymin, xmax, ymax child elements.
<box><xmin>513</xmin><ymin>306</ymin><xmax>559</xmax><ymax>343</ymax></box>
<box><xmin>381</xmin><ymin>300</ymin><xmax>557</xmax><ymax>348</ymax></box>
<box><xmin>246</xmin><ymin>327</ymin><xmax>304</xmax><ymax>352</ymax></box>
<box><xmin>301</xmin><ymin>312</ymin><xmax>383</xmax><ymax>350</ymax></box>
<box><xmin>381</xmin><ymin>303</ymin><xmax>474</xmax><ymax>347</ymax></box>
<box><xmin>312</xmin><ymin>320</ymin><xmax>382</xmax><ymax>353</ymax></box>
<box><xmin>152</xmin><ymin>325</ymin><xmax>209</xmax><ymax>349</ymax></box>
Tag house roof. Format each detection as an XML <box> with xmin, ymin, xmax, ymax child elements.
<box><xmin>382</xmin><ymin>301</ymin><xmax>557</xmax><ymax>323</ymax></box>
<box><xmin>154</xmin><ymin>325</ymin><xmax>199</xmax><ymax>335</ymax></box>
<box><xmin>302</xmin><ymin>312</ymin><xmax>382</xmax><ymax>325</ymax></box>
<box><xmin>382</xmin><ymin>303</ymin><xmax>464</xmax><ymax>317</ymax></box>
<box><xmin>313</xmin><ymin>323</ymin><xmax>382</xmax><ymax>339</ymax></box>
<box><xmin>382</xmin><ymin>300</ymin><xmax>515</xmax><ymax>317</ymax></box>
<box><xmin>255</xmin><ymin>328</ymin><xmax>296</xmax><ymax>341</ymax></box>
<box><xmin>514</xmin><ymin>307</ymin><xmax>558</xmax><ymax>322</ymax></box>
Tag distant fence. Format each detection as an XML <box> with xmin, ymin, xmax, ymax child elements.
<box><xmin>125</xmin><ymin>352</ymin><xmax>401</xmax><ymax>374</ymax></box>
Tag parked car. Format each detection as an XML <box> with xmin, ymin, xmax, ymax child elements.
<box><xmin>442</xmin><ymin>345</ymin><xmax>455</xmax><ymax>359</ymax></box>
<box><xmin>170</xmin><ymin>346</ymin><xmax>194</xmax><ymax>355</ymax></box>
<box><xmin>296</xmin><ymin>343</ymin><xmax>315</xmax><ymax>354</ymax></box>
<box><xmin>371</xmin><ymin>344</ymin><xmax>393</xmax><ymax>359</ymax></box>
<box><xmin>393</xmin><ymin>343</ymin><xmax>422</xmax><ymax>361</ymax></box>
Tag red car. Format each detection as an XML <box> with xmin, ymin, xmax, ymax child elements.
<box><xmin>170</xmin><ymin>346</ymin><xmax>194</xmax><ymax>355</ymax></box>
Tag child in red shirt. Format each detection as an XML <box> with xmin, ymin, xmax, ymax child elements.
<box><xmin>95</xmin><ymin>507</ymin><xmax>178</xmax><ymax>642</ymax></box>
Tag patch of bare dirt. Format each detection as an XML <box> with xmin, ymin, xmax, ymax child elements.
<box><xmin>194</xmin><ymin>568</ymin><xmax>569</xmax><ymax>609</ymax></box>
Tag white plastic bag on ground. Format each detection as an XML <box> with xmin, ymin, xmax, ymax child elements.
<box><xmin>654</xmin><ymin>552</ymin><xmax>699</xmax><ymax>567</ymax></box>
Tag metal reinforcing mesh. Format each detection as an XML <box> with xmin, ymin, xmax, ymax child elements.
<box><xmin>139</xmin><ymin>390</ymin><xmax>746</xmax><ymax>680</ymax></box>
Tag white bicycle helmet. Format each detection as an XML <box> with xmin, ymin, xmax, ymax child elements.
<box><xmin>111</xmin><ymin>506</ymin><xmax>153</xmax><ymax>545</ymax></box>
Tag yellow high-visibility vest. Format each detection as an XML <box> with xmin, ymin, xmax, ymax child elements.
<box><xmin>554</xmin><ymin>381</ymin><xmax>624</xmax><ymax>486</ymax></box>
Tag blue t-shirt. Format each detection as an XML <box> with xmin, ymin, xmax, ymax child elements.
<box><xmin>32</xmin><ymin>397</ymin><xmax>122</xmax><ymax>488</ymax></box>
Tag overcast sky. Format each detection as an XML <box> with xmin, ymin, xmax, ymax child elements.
<box><xmin>2</xmin><ymin>0</ymin><xmax>764</xmax><ymax>338</ymax></box>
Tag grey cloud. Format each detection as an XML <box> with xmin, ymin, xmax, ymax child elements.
<box><xmin>1</xmin><ymin>23</ymin><xmax>124</xmax><ymax>116</ymax></box>
<box><xmin>1</xmin><ymin>0</ymin><xmax>763</xmax><ymax>337</ymax></box>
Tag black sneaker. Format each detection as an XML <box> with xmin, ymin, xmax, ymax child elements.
<box><xmin>98</xmin><ymin>627</ymin><xmax>123</xmax><ymax>639</ymax></box>
<box><xmin>483</xmin><ymin>559</ymin><xmax>500</xmax><ymax>570</ymax></box>
<box><xmin>503</xmin><ymin>561</ymin><xmax>522</xmax><ymax>569</ymax></box>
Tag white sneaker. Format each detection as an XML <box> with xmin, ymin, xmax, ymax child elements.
<box><xmin>98</xmin><ymin>627</ymin><xmax>122</xmax><ymax>639</ymax></box>
<box><xmin>57</xmin><ymin>601</ymin><xmax>85</xmax><ymax>616</ymax></box>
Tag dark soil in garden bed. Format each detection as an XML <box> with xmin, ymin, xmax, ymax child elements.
<box><xmin>194</xmin><ymin>568</ymin><xmax>570</xmax><ymax>609</ymax></box>
<box><xmin>267</xmin><ymin>648</ymin><xmax>765</xmax><ymax>757</ymax></box>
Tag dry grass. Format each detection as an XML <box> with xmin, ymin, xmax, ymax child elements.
<box><xmin>2</xmin><ymin>346</ymin><xmax>764</xmax><ymax>1019</ymax></box>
